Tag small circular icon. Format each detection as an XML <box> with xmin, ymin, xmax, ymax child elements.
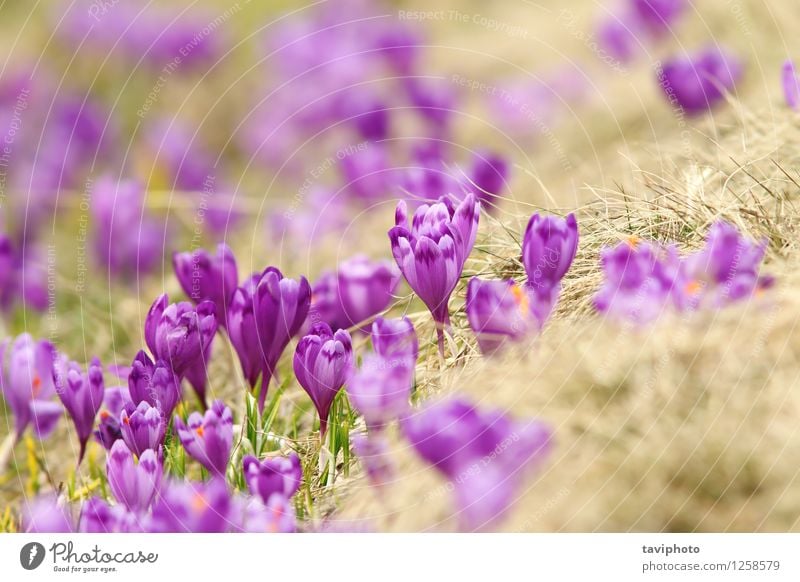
<box><xmin>20</xmin><ymin>542</ymin><xmax>46</xmax><ymax>570</ymax></box>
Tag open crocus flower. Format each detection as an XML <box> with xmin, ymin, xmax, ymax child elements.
<box><xmin>107</xmin><ymin>440</ymin><xmax>161</xmax><ymax>514</ymax></box>
<box><xmin>175</xmin><ymin>400</ymin><xmax>233</xmax><ymax>477</ymax></box>
<box><xmin>522</xmin><ymin>213</ymin><xmax>578</xmax><ymax>327</ymax></box>
<box><xmin>0</xmin><ymin>334</ymin><xmax>62</xmax><ymax>440</ymax></box>
<box><xmin>401</xmin><ymin>397</ymin><xmax>551</xmax><ymax>531</ymax></box>
<box><xmin>679</xmin><ymin>221</ymin><xmax>771</xmax><ymax>308</ymax></box>
<box><xmin>389</xmin><ymin>193</ymin><xmax>480</xmax><ymax>353</ymax></box>
<box><xmin>120</xmin><ymin>401</ymin><xmax>166</xmax><ymax>458</ymax></box>
<box><xmin>173</xmin><ymin>243</ymin><xmax>238</xmax><ymax>329</ymax></box>
<box><xmin>466</xmin><ymin>278</ymin><xmax>535</xmax><ymax>354</ymax></box>
<box><xmin>144</xmin><ymin>294</ymin><xmax>218</xmax><ymax>379</ymax></box>
<box><xmin>241</xmin><ymin>267</ymin><xmax>311</xmax><ymax>409</ymax></box>
<box><xmin>127</xmin><ymin>350</ymin><xmax>181</xmax><ymax>420</ymax></box>
<box><xmin>243</xmin><ymin>453</ymin><xmax>303</xmax><ymax>504</ymax></box>
<box><xmin>782</xmin><ymin>60</ymin><xmax>799</xmax><ymax>111</ymax></box>
<box><xmin>235</xmin><ymin>494</ymin><xmax>297</xmax><ymax>533</ymax></box>
<box><xmin>149</xmin><ymin>479</ymin><xmax>232</xmax><ymax>533</ymax></box>
<box><xmin>294</xmin><ymin>324</ymin><xmax>353</xmax><ymax>436</ymax></box>
<box><xmin>347</xmin><ymin>353</ymin><xmax>413</xmax><ymax>431</ymax></box>
<box><xmin>54</xmin><ymin>356</ymin><xmax>104</xmax><ymax>463</ymax></box>
<box><xmin>657</xmin><ymin>46</ymin><xmax>742</xmax><ymax>114</ymax></box>
<box><xmin>594</xmin><ymin>238</ymin><xmax>682</xmax><ymax>323</ymax></box>
<box><xmin>309</xmin><ymin>255</ymin><xmax>400</xmax><ymax>332</ymax></box>
<box><xmin>371</xmin><ymin>316</ymin><xmax>419</xmax><ymax>367</ymax></box>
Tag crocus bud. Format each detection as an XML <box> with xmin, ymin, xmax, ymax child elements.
<box><xmin>371</xmin><ymin>316</ymin><xmax>419</xmax><ymax>366</ymax></box>
<box><xmin>127</xmin><ymin>350</ymin><xmax>181</xmax><ymax>419</ymax></box>
<box><xmin>466</xmin><ymin>278</ymin><xmax>534</xmax><ymax>354</ymax></box>
<box><xmin>54</xmin><ymin>356</ymin><xmax>104</xmax><ymax>464</ymax></box>
<box><xmin>120</xmin><ymin>401</ymin><xmax>166</xmax><ymax>457</ymax></box>
<box><xmin>657</xmin><ymin>47</ymin><xmax>742</xmax><ymax>114</ymax></box>
<box><xmin>106</xmin><ymin>440</ymin><xmax>161</xmax><ymax>514</ymax></box>
<box><xmin>346</xmin><ymin>354</ymin><xmax>412</xmax><ymax>431</ymax></box>
<box><xmin>173</xmin><ymin>243</ymin><xmax>238</xmax><ymax>328</ymax></box>
<box><xmin>144</xmin><ymin>294</ymin><xmax>218</xmax><ymax>378</ymax></box>
<box><xmin>293</xmin><ymin>324</ymin><xmax>353</xmax><ymax>436</ymax></box>
<box><xmin>242</xmin><ymin>453</ymin><xmax>303</xmax><ymax>504</ymax></box>
<box><xmin>783</xmin><ymin>60</ymin><xmax>800</xmax><ymax>110</ymax></box>
<box><xmin>175</xmin><ymin>400</ymin><xmax>233</xmax><ymax>477</ymax></box>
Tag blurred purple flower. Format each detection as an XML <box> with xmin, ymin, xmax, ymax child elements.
<box><xmin>594</xmin><ymin>238</ymin><xmax>682</xmax><ymax>323</ymax></box>
<box><xmin>107</xmin><ymin>440</ymin><xmax>161</xmax><ymax>514</ymax></box>
<box><xmin>120</xmin><ymin>401</ymin><xmax>167</xmax><ymax>457</ymax></box>
<box><xmin>347</xmin><ymin>353</ymin><xmax>412</xmax><ymax>431</ymax></box>
<box><xmin>466</xmin><ymin>278</ymin><xmax>535</xmax><ymax>354</ymax></box>
<box><xmin>658</xmin><ymin>47</ymin><xmax>742</xmax><ymax>114</ymax></box>
<box><xmin>22</xmin><ymin>495</ymin><xmax>73</xmax><ymax>533</ymax></box>
<box><xmin>173</xmin><ymin>243</ymin><xmax>238</xmax><ymax>329</ymax></box>
<box><xmin>79</xmin><ymin>497</ymin><xmax>141</xmax><ymax>533</ymax></box>
<box><xmin>632</xmin><ymin>0</ymin><xmax>686</xmax><ymax>36</ymax></box>
<box><xmin>782</xmin><ymin>59</ymin><xmax>799</xmax><ymax>110</ymax></box>
<box><xmin>93</xmin><ymin>386</ymin><xmax>132</xmax><ymax>450</ymax></box>
<box><xmin>340</xmin><ymin>143</ymin><xmax>393</xmax><ymax>203</ymax></box>
<box><xmin>389</xmin><ymin>194</ymin><xmax>480</xmax><ymax>351</ymax></box>
<box><xmin>371</xmin><ymin>316</ymin><xmax>419</xmax><ymax>366</ymax></box>
<box><xmin>54</xmin><ymin>356</ymin><xmax>104</xmax><ymax>464</ymax></box>
<box><xmin>149</xmin><ymin>479</ymin><xmax>232</xmax><ymax>533</ymax></box>
<box><xmin>352</xmin><ymin>433</ymin><xmax>394</xmax><ymax>488</ymax></box>
<box><xmin>144</xmin><ymin>294</ymin><xmax>218</xmax><ymax>378</ymax></box>
<box><xmin>401</xmin><ymin>397</ymin><xmax>551</xmax><ymax>530</ymax></box>
<box><xmin>465</xmin><ymin>151</ymin><xmax>510</xmax><ymax>211</ymax></box>
<box><xmin>243</xmin><ymin>453</ymin><xmax>303</xmax><ymax>504</ymax></box>
<box><xmin>235</xmin><ymin>494</ymin><xmax>297</xmax><ymax>533</ymax></box>
<box><xmin>175</xmin><ymin>400</ymin><xmax>233</xmax><ymax>477</ymax></box>
<box><xmin>128</xmin><ymin>350</ymin><xmax>181</xmax><ymax>419</ymax></box>
<box><xmin>404</xmin><ymin>78</ymin><xmax>457</xmax><ymax>134</ymax></box>
<box><xmin>294</xmin><ymin>323</ymin><xmax>353</xmax><ymax>436</ymax></box>
<box><xmin>0</xmin><ymin>334</ymin><xmax>62</xmax><ymax>440</ymax></box>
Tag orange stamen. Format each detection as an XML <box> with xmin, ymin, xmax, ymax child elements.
<box><xmin>684</xmin><ymin>280</ymin><xmax>702</xmax><ymax>295</ymax></box>
<box><xmin>510</xmin><ymin>283</ymin><xmax>530</xmax><ymax>316</ymax></box>
<box><xmin>32</xmin><ymin>375</ymin><xmax>42</xmax><ymax>397</ymax></box>
<box><xmin>626</xmin><ymin>235</ymin><xmax>640</xmax><ymax>249</ymax></box>
<box><xmin>196</xmin><ymin>426</ymin><xmax>205</xmax><ymax>437</ymax></box>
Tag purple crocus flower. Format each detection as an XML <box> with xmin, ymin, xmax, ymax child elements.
<box><xmin>249</xmin><ymin>267</ymin><xmax>311</xmax><ymax>409</ymax></box>
<box><xmin>120</xmin><ymin>401</ymin><xmax>166</xmax><ymax>457</ymax></box>
<box><xmin>522</xmin><ymin>213</ymin><xmax>578</xmax><ymax>327</ymax></box>
<box><xmin>782</xmin><ymin>59</ymin><xmax>799</xmax><ymax>110</ymax></box>
<box><xmin>389</xmin><ymin>194</ymin><xmax>480</xmax><ymax>352</ymax></box>
<box><xmin>465</xmin><ymin>152</ymin><xmax>510</xmax><ymax>211</ymax></box>
<box><xmin>597</xmin><ymin>12</ymin><xmax>641</xmax><ymax>64</ymax></box>
<box><xmin>54</xmin><ymin>357</ymin><xmax>104</xmax><ymax>463</ymax></box>
<box><xmin>347</xmin><ymin>354</ymin><xmax>412</xmax><ymax>431</ymax></box>
<box><xmin>235</xmin><ymin>494</ymin><xmax>297</xmax><ymax>533</ymax></box>
<box><xmin>127</xmin><ymin>350</ymin><xmax>181</xmax><ymax>419</ymax></box>
<box><xmin>293</xmin><ymin>324</ymin><xmax>353</xmax><ymax>436</ymax></box>
<box><xmin>371</xmin><ymin>316</ymin><xmax>419</xmax><ymax>366</ymax></box>
<box><xmin>404</xmin><ymin>77</ymin><xmax>457</xmax><ymax>134</ymax></box>
<box><xmin>79</xmin><ymin>497</ymin><xmax>141</xmax><ymax>533</ymax></box>
<box><xmin>144</xmin><ymin>294</ymin><xmax>218</xmax><ymax>378</ymax></box>
<box><xmin>466</xmin><ymin>278</ymin><xmax>535</xmax><ymax>354</ymax></box>
<box><xmin>658</xmin><ymin>47</ymin><xmax>742</xmax><ymax>114</ymax></box>
<box><xmin>93</xmin><ymin>386</ymin><xmax>132</xmax><ymax>450</ymax></box>
<box><xmin>149</xmin><ymin>479</ymin><xmax>232</xmax><ymax>533</ymax></box>
<box><xmin>174</xmin><ymin>400</ymin><xmax>233</xmax><ymax>477</ymax></box>
<box><xmin>0</xmin><ymin>334</ymin><xmax>62</xmax><ymax>440</ymax></box>
<box><xmin>106</xmin><ymin>440</ymin><xmax>161</xmax><ymax>514</ymax></box>
<box><xmin>594</xmin><ymin>238</ymin><xmax>682</xmax><ymax>323</ymax></box>
<box><xmin>242</xmin><ymin>453</ymin><xmax>303</xmax><ymax>504</ymax></box>
<box><xmin>309</xmin><ymin>256</ymin><xmax>400</xmax><ymax>332</ymax></box>
<box><xmin>227</xmin><ymin>274</ymin><xmax>263</xmax><ymax>389</ymax></box>
<box><xmin>352</xmin><ymin>434</ymin><xmax>394</xmax><ymax>488</ymax></box>
<box><xmin>173</xmin><ymin>243</ymin><xmax>238</xmax><ymax>329</ymax></box>
<box><xmin>340</xmin><ymin>143</ymin><xmax>393</xmax><ymax>203</ymax></box>
<box><xmin>401</xmin><ymin>397</ymin><xmax>551</xmax><ymax>530</ymax></box>
<box><xmin>632</xmin><ymin>0</ymin><xmax>685</xmax><ymax>36</ymax></box>
<box><xmin>22</xmin><ymin>495</ymin><xmax>74</xmax><ymax>533</ymax></box>
<box><xmin>680</xmin><ymin>221</ymin><xmax>771</xmax><ymax>308</ymax></box>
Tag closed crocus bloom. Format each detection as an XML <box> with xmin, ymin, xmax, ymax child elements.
<box><xmin>127</xmin><ymin>350</ymin><xmax>181</xmax><ymax>419</ymax></box>
<box><xmin>336</xmin><ymin>256</ymin><xmax>399</xmax><ymax>330</ymax></box>
<box><xmin>22</xmin><ymin>495</ymin><xmax>74</xmax><ymax>533</ymax></box>
<box><xmin>782</xmin><ymin>60</ymin><xmax>799</xmax><ymax>110</ymax></box>
<box><xmin>466</xmin><ymin>278</ymin><xmax>534</xmax><ymax>354</ymax></box>
<box><xmin>120</xmin><ymin>401</ymin><xmax>166</xmax><ymax>457</ymax></box>
<box><xmin>243</xmin><ymin>453</ymin><xmax>303</xmax><ymax>504</ymax></box>
<box><xmin>658</xmin><ymin>47</ymin><xmax>742</xmax><ymax>114</ymax></box>
<box><xmin>252</xmin><ymin>267</ymin><xmax>311</xmax><ymax>408</ymax></box>
<box><xmin>0</xmin><ymin>334</ymin><xmax>62</xmax><ymax>440</ymax></box>
<box><xmin>347</xmin><ymin>354</ymin><xmax>412</xmax><ymax>431</ymax></box>
<box><xmin>632</xmin><ymin>0</ymin><xmax>685</xmax><ymax>36</ymax></box>
<box><xmin>401</xmin><ymin>397</ymin><xmax>551</xmax><ymax>530</ymax></box>
<box><xmin>389</xmin><ymin>194</ymin><xmax>480</xmax><ymax>352</ymax></box>
<box><xmin>173</xmin><ymin>243</ymin><xmax>238</xmax><ymax>329</ymax></box>
<box><xmin>680</xmin><ymin>221</ymin><xmax>771</xmax><ymax>308</ymax></box>
<box><xmin>54</xmin><ymin>356</ymin><xmax>104</xmax><ymax>463</ymax></box>
<box><xmin>594</xmin><ymin>238</ymin><xmax>682</xmax><ymax>323</ymax></box>
<box><xmin>294</xmin><ymin>324</ymin><xmax>353</xmax><ymax>436</ymax></box>
<box><xmin>371</xmin><ymin>316</ymin><xmax>419</xmax><ymax>366</ymax></box>
<box><xmin>175</xmin><ymin>400</ymin><xmax>233</xmax><ymax>477</ymax></box>
<box><xmin>145</xmin><ymin>294</ymin><xmax>218</xmax><ymax>378</ymax></box>
<box><xmin>107</xmin><ymin>440</ymin><xmax>161</xmax><ymax>514</ymax></box>
<box><xmin>597</xmin><ymin>12</ymin><xmax>641</xmax><ymax>64</ymax></box>
<box><xmin>149</xmin><ymin>479</ymin><xmax>232</xmax><ymax>533</ymax></box>
<box><xmin>466</xmin><ymin>151</ymin><xmax>510</xmax><ymax>211</ymax></box>
<box><xmin>227</xmin><ymin>274</ymin><xmax>263</xmax><ymax>389</ymax></box>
